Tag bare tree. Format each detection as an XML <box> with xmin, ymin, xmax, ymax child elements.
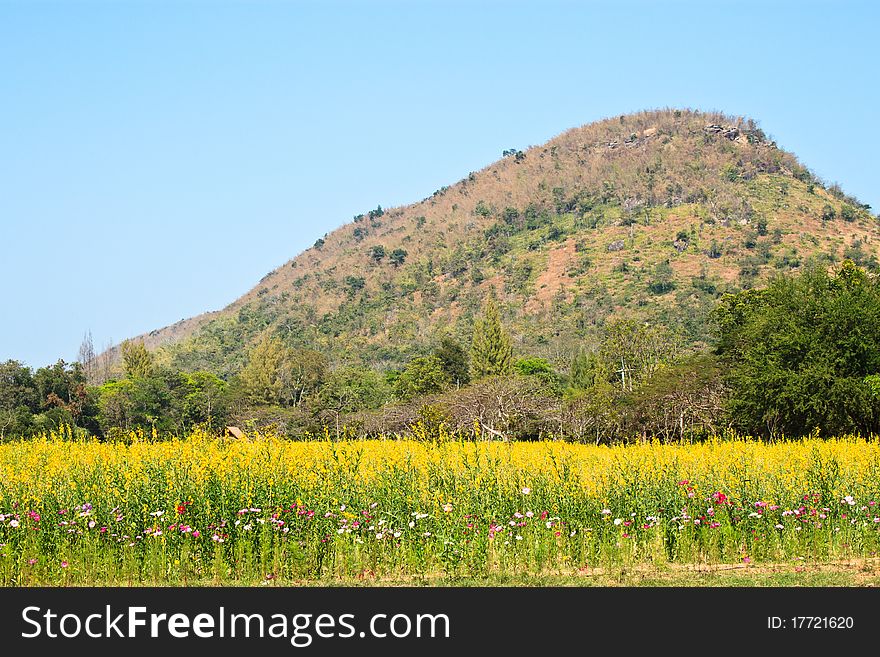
<box><xmin>77</xmin><ymin>330</ymin><xmax>97</xmax><ymax>384</ymax></box>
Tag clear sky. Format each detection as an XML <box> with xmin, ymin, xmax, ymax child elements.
<box><xmin>1</xmin><ymin>0</ymin><xmax>877</xmax><ymax>368</ymax></box>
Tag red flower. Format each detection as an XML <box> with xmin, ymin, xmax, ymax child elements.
<box><xmin>176</xmin><ymin>504</ymin><xmax>186</xmax><ymax>515</ymax></box>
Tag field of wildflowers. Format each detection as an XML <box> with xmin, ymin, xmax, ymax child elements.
<box><xmin>2</xmin><ymin>429</ymin><xmax>880</xmax><ymax>585</ymax></box>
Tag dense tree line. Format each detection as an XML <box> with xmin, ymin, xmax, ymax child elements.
<box><xmin>1</xmin><ymin>261</ymin><xmax>878</xmax><ymax>442</ymax></box>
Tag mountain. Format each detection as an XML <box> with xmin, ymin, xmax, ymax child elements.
<box><xmin>131</xmin><ymin>109</ymin><xmax>879</xmax><ymax>376</ymax></box>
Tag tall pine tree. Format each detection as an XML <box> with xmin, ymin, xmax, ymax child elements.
<box><xmin>471</xmin><ymin>297</ymin><xmax>513</xmax><ymax>378</ymax></box>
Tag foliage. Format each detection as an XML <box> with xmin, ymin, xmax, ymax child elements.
<box><xmin>434</xmin><ymin>336</ymin><xmax>470</xmax><ymax>386</ymax></box>
<box><xmin>471</xmin><ymin>297</ymin><xmax>513</xmax><ymax>378</ymax></box>
<box><xmin>121</xmin><ymin>340</ymin><xmax>154</xmax><ymax>379</ymax></box>
<box><xmin>393</xmin><ymin>356</ymin><xmax>450</xmax><ymax>400</ymax></box>
<box><xmin>714</xmin><ymin>260</ymin><xmax>880</xmax><ymax>436</ymax></box>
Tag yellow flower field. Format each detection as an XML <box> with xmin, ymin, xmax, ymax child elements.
<box><xmin>1</xmin><ymin>430</ymin><xmax>879</xmax><ymax>585</ymax></box>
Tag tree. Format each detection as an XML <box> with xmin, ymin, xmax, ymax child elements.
<box><xmin>393</xmin><ymin>356</ymin><xmax>450</xmax><ymax>400</ymax></box>
<box><xmin>238</xmin><ymin>335</ymin><xmax>288</xmax><ymax>406</ymax></box>
<box><xmin>714</xmin><ymin>260</ymin><xmax>880</xmax><ymax>436</ymax></box>
<box><xmin>370</xmin><ymin>245</ymin><xmax>386</xmax><ymax>263</ymax></box>
<box><xmin>390</xmin><ymin>248</ymin><xmax>408</xmax><ymax>267</ymax></box>
<box><xmin>177</xmin><ymin>371</ymin><xmax>228</xmax><ymax>431</ymax></box>
<box><xmin>33</xmin><ymin>360</ymin><xmax>93</xmax><ymax>427</ymax></box>
<box><xmin>284</xmin><ymin>349</ymin><xmax>329</xmax><ymax>407</ymax></box>
<box><xmin>567</xmin><ymin>349</ymin><xmax>606</xmax><ymax>392</ymax></box>
<box><xmin>0</xmin><ymin>360</ymin><xmax>38</xmax><ymax>438</ymax></box>
<box><xmin>434</xmin><ymin>336</ymin><xmax>470</xmax><ymax>386</ymax></box>
<box><xmin>647</xmin><ymin>260</ymin><xmax>675</xmax><ymax>294</ymax></box>
<box><xmin>121</xmin><ymin>340</ymin><xmax>154</xmax><ymax>379</ymax></box>
<box><xmin>628</xmin><ymin>354</ymin><xmax>727</xmax><ymax>441</ymax></box>
<box><xmin>471</xmin><ymin>297</ymin><xmax>513</xmax><ymax>378</ymax></box>
<box><xmin>600</xmin><ymin>319</ymin><xmax>677</xmax><ymax>391</ymax></box>
<box><xmin>78</xmin><ymin>330</ymin><xmax>97</xmax><ymax>384</ymax></box>
<box><xmin>317</xmin><ymin>366</ymin><xmax>392</xmax><ymax>436</ymax></box>
<box><xmin>97</xmin><ymin>380</ymin><xmax>138</xmax><ymax>434</ymax></box>
<box><xmin>514</xmin><ymin>357</ymin><xmax>561</xmax><ymax>391</ymax></box>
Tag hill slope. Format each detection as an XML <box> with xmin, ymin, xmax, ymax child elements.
<box><xmin>133</xmin><ymin>109</ymin><xmax>879</xmax><ymax>375</ymax></box>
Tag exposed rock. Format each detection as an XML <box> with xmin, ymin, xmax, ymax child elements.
<box><xmin>673</xmin><ymin>239</ymin><xmax>689</xmax><ymax>253</ymax></box>
<box><xmin>607</xmin><ymin>240</ymin><xmax>626</xmax><ymax>252</ymax></box>
<box><xmin>705</xmin><ymin>124</ymin><xmax>740</xmax><ymax>140</ymax></box>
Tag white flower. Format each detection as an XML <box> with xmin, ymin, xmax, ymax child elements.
<box><xmin>370</xmin><ymin>503</ymin><xmax>378</xmax><ymax>509</ymax></box>
<box><xmin>515</xmin><ymin>535</ymin><xmax>523</xmax><ymax>540</ymax></box>
<box><xmin>88</xmin><ymin>521</ymin><xmax>96</xmax><ymax>529</ymax></box>
<box><xmin>525</xmin><ymin>511</ymin><xmax>534</xmax><ymax>518</ymax></box>
<box><xmin>775</xmin><ymin>524</ymin><xmax>784</xmax><ymax>529</ymax></box>
<box><xmin>613</xmin><ymin>518</ymin><xmax>623</xmax><ymax>526</ymax></box>
<box><xmin>149</xmin><ymin>510</ymin><xmax>164</xmax><ymax>517</ymax></box>
<box><xmin>408</xmin><ymin>521</ymin><xmax>415</xmax><ymax>528</ymax></box>
<box><xmin>843</xmin><ymin>495</ymin><xmax>856</xmax><ymax>506</ymax></box>
<box><xmin>521</xmin><ymin>487</ymin><xmax>531</xmax><ymax>495</ymax></box>
<box><xmin>545</xmin><ymin>522</ymin><xmax>553</xmax><ymax>529</ymax></box>
<box><xmin>393</xmin><ymin>531</ymin><xmax>401</xmax><ymax>538</ymax></box>
<box><xmin>423</xmin><ymin>532</ymin><xmax>431</xmax><ymax>537</ymax></box>
<box><xmin>601</xmin><ymin>509</ymin><xmax>611</xmax><ymax>515</ymax></box>
<box><xmin>442</xmin><ymin>503</ymin><xmax>453</xmax><ymax>513</ymax></box>
<box><xmin>9</xmin><ymin>520</ymin><xmax>19</xmax><ymax>528</ymax></box>
<box><xmin>376</xmin><ymin>533</ymin><xmax>383</xmax><ymax>540</ymax></box>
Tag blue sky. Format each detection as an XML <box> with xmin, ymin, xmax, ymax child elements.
<box><xmin>1</xmin><ymin>0</ymin><xmax>878</xmax><ymax>368</ymax></box>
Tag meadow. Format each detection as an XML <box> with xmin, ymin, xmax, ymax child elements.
<box><xmin>2</xmin><ymin>429</ymin><xmax>880</xmax><ymax>586</ymax></box>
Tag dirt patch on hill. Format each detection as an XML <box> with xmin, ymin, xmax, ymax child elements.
<box><xmin>526</xmin><ymin>239</ymin><xmax>576</xmax><ymax>312</ymax></box>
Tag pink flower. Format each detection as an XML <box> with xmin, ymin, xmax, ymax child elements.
<box><xmin>60</xmin><ymin>561</ymin><xmax>69</xmax><ymax>568</ymax></box>
<box><xmin>743</xmin><ymin>556</ymin><xmax>751</xmax><ymax>564</ymax></box>
<box><xmin>27</xmin><ymin>558</ymin><xmax>37</xmax><ymax>566</ymax></box>
<box><xmin>192</xmin><ymin>530</ymin><xmax>201</xmax><ymax>538</ymax></box>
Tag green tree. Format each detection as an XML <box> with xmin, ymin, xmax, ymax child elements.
<box><xmin>567</xmin><ymin>349</ymin><xmax>605</xmax><ymax>392</ymax></box>
<box><xmin>714</xmin><ymin>260</ymin><xmax>880</xmax><ymax>436</ymax></box>
<box><xmin>390</xmin><ymin>248</ymin><xmax>408</xmax><ymax>267</ymax></box>
<box><xmin>178</xmin><ymin>371</ymin><xmax>228</xmax><ymax>431</ymax></box>
<box><xmin>0</xmin><ymin>360</ymin><xmax>38</xmax><ymax>438</ymax></box>
<box><xmin>370</xmin><ymin>245</ymin><xmax>386</xmax><ymax>263</ymax></box>
<box><xmin>393</xmin><ymin>356</ymin><xmax>450</xmax><ymax>400</ymax></box>
<box><xmin>514</xmin><ymin>357</ymin><xmax>561</xmax><ymax>393</ymax></box>
<box><xmin>434</xmin><ymin>336</ymin><xmax>470</xmax><ymax>386</ymax></box>
<box><xmin>97</xmin><ymin>379</ymin><xmax>138</xmax><ymax>434</ymax></box>
<box><xmin>239</xmin><ymin>335</ymin><xmax>288</xmax><ymax>406</ymax></box>
<box><xmin>121</xmin><ymin>340</ymin><xmax>154</xmax><ymax>379</ymax></box>
<box><xmin>471</xmin><ymin>297</ymin><xmax>513</xmax><ymax>378</ymax></box>
<box><xmin>285</xmin><ymin>349</ymin><xmax>329</xmax><ymax>407</ymax></box>
<box><xmin>32</xmin><ymin>360</ymin><xmax>97</xmax><ymax>433</ymax></box>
